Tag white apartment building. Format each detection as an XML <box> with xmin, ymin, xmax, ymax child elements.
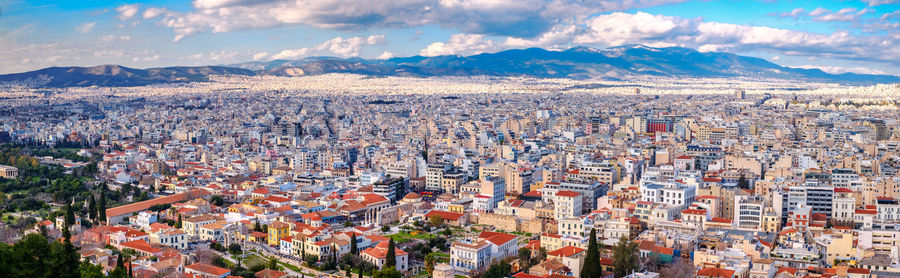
<box><xmin>554</xmin><ymin>191</ymin><xmax>583</xmax><ymax>219</ymax></box>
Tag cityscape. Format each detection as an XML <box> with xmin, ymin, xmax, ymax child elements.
<box><xmin>1</xmin><ymin>1</ymin><xmax>900</xmax><ymax>278</ymax></box>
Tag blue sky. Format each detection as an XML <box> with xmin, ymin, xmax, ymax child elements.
<box><xmin>1</xmin><ymin>0</ymin><xmax>899</xmax><ymax>75</ymax></box>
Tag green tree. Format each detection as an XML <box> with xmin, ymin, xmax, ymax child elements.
<box><xmin>373</xmin><ymin>267</ymin><xmax>401</xmax><ymax>278</ymax></box>
<box><xmin>580</xmin><ymin>228</ymin><xmax>602</xmax><ymax>278</ymax></box>
<box><xmin>176</xmin><ymin>214</ymin><xmax>182</xmax><ymax>229</ymax></box>
<box><xmin>210</xmin><ymin>195</ymin><xmax>225</xmax><ymax>206</ymax></box>
<box><xmin>350</xmin><ymin>233</ymin><xmax>358</xmax><ymax>255</ymax></box>
<box><xmin>428</xmin><ymin>215</ymin><xmax>443</xmax><ymax>227</ymax></box>
<box><xmin>98</xmin><ymin>190</ymin><xmax>106</xmax><ymax>222</ymax></box>
<box><xmin>48</xmin><ymin>239</ymin><xmax>81</xmax><ymax>278</ymax></box>
<box><xmin>612</xmin><ymin>235</ymin><xmax>638</xmax><ymax>278</ymax></box>
<box><xmin>303</xmin><ymin>255</ymin><xmax>318</xmax><ymax>266</ymax></box>
<box><xmin>87</xmin><ymin>194</ymin><xmax>96</xmax><ymax>221</ymax></box>
<box><xmin>518</xmin><ymin>247</ymin><xmax>532</xmax><ymax>269</ymax></box>
<box><xmin>253</xmin><ymin>219</ymin><xmax>262</xmax><ymax>232</ymax></box>
<box><xmin>12</xmin><ymin>233</ymin><xmax>52</xmax><ymax>277</ymax></box>
<box><xmin>384</xmin><ymin>238</ymin><xmax>396</xmax><ymax>269</ymax></box>
<box><xmin>79</xmin><ymin>261</ymin><xmax>105</xmax><ymax>278</ymax></box>
<box><xmin>109</xmin><ymin>254</ymin><xmax>128</xmax><ymax>278</ymax></box>
<box><xmin>424</xmin><ymin>253</ymin><xmax>436</xmax><ymax>274</ymax></box>
<box><xmin>482</xmin><ymin>261</ymin><xmax>511</xmax><ymax>278</ymax></box>
<box><xmin>267</xmin><ymin>257</ymin><xmax>278</xmax><ymax>270</ymax></box>
<box><xmin>228</xmin><ymin>243</ymin><xmax>242</xmax><ymax>255</ymax></box>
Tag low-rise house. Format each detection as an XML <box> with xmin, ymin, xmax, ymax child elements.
<box><xmin>361</xmin><ymin>240</ymin><xmax>409</xmax><ymax>272</ymax></box>
<box><xmin>184</xmin><ymin>262</ymin><xmax>231</xmax><ymax>278</ymax></box>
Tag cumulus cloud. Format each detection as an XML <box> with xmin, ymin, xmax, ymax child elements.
<box><xmin>862</xmin><ymin>0</ymin><xmax>899</xmax><ymax>6</ymax></box>
<box><xmin>143</xmin><ymin>7</ymin><xmax>169</xmax><ymax>19</ymax></box>
<box><xmin>420</xmin><ymin>34</ymin><xmax>501</xmax><ymax>56</ymax></box>
<box><xmin>320</xmin><ymin>35</ymin><xmax>386</xmax><ymax>57</ymax></box>
<box><xmin>418</xmin><ymin>11</ymin><xmax>900</xmax><ymax>67</ymax></box>
<box><xmin>575</xmin><ymin>12</ymin><xmax>698</xmax><ymax>45</ymax></box>
<box><xmin>777</xmin><ymin>8</ymin><xmax>806</xmax><ymax>18</ymax></box>
<box><xmin>270</xmin><ymin>48</ymin><xmax>311</xmax><ymax>60</ymax></box>
<box><xmin>75</xmin><ymin>22</ymin><xmax>97</xmax><ymax>34</ymax></box>
<box><xmin>270</xmin><ymin>35</ymin><xmax>386</xmax><ymax>60</ymax></box>
<box><xmin>378</xmin><ymin>51</ymin><xmax>395</xmax><ymax>59</ymax></box>
<box><xmin>795</xmin><ymin>65</ymin><xmax>886</xmax><ymax>75</ymax></box>
<box><xmin>252</xmin><ymin>52</ymin><xmax>269</xmax><ymax>61</ymax></box>
<box><xmin>116</xmin><ymin>4</ymin><xmax>140</xmax><ymax>21</ymax></box>
<box><xmin>145</xmin><ymin>0</ymin><xmax>688</xmax><ymax>41</ymax></box>
<box><xmin>808</xmin><ymin>7</ymin><xmax>868</xmax><ymax>22</ymax></box>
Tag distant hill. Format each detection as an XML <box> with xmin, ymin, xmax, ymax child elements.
<box><xmin>232</xmin><ymin>45</ymin><xmax>899</xmax><ymax>84</ymax></box>
<box><xmin>0</xmin><ymin>65</ymin><xmax>256</xmax><ymax>87</ymax></box>
<box><xmin>2</xmin><ymin>45</ymin><xmax>897</xmax><ymax>87</ymax></box>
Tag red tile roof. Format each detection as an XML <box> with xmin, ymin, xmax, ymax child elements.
<box><xmin>186</xmin><ymin>263</ymin><xmax>231</xmax><ymax>276</ymax></box>
<box><xmin>834</xmin><ymin>187</ymin><xmax>853</xmax><ymax>193</ymax></box>
<box><xmin>121</xmin><ymin>239</ymin><xmax>161</xmax><ymax>254</ymax></box>
<box><xmin>425</xmin><ymin>210</ymin><xmax>464</xmax><ymax>221</ymax></box>
<box><xmin>710</xmin><ymin>217</ymin><xmax>732</xmax><ymax>224</ymax></box>
<box><xmin>547</xmin><ymin>246</ymin><xmax>584</xmax><ymax>257</ymax></box>
<box><xmin>106</xmin><ymin>189</ymin><xmax>209</xmax><ymax>217</ymax></box>
<box><xmin>697</xmin><ymin>267</ymin><xmax>735</xmax><ymax>278</ymax></box>
<box><xmin>478</xmin><ymin>231</ymin><xmax>518</xmax><ymax>246</ymax></box>
<box><xmin>682</xmin><ymin>209</ymin><xmax>706</xmax><ymax>215</ymax></box>
<box><xmin>360</xmin><ymin>240</ymin><xmax>408</xmax><ymax>259</ymax></box>
<box><xmin>556</xmin><ymin>190</ymin><xmax>581</xmax><ymax>198</ymax></box>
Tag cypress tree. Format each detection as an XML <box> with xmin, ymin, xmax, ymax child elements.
<box><xmin>580</xmin><ymin>228</ymin><xmax>601</xmax><ymax>278</ymax></box>
<box><xmin>98</xmin><ymin>191</ymin><xmax>107</xmax><ymax>223</ymax></box>
<box><xmin>88</xmin><ymin>194</ymin><xmax>96</xmax><ymax>220</ymax></box>
<box><xmin>384</xmin><ymin>238</ymin><xmax>396</xmax><ymax>269</ymax></box>
<box><xmin>62</xmin><ymin>204</ymin><xmax>74</xmax><ymax>242</ymax></box>
<box><xmin>350</xmin><ymin>233</ymin><xmax>358</xmax><ymax>255</ymax></box>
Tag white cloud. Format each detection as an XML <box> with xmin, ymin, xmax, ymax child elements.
<box><xmin>504</xmin><ymin>24</ymin><xmax>579</xmax><ymax>49</ymax></box>
<box><xmin>698</xmin><ymin>44</ymin><xmax>730</xmax><ymax>52</ymax></box>
<box><xmin>862</xmin><ymin>0</ymin><xmax>899</xmax><ymax>7</ymax></box>
<box><xmin>116</xmin><ymin>4</ymin><xmax>140</xmax><ymax>21</ymax></box>
<box><xmin>574</xmin><ymin>12</ymin><xmax>697</xmax><ymax>45</ymax></box>
<box><xmin>132</xmin><ymin>54</ymin><xmax>160</xmax><ymax>62</ymax></box>
<box><xmin>808</xmin><ymin>7</ymin><xmax>865</xmax><ymax>22</ymax></box>
<box><xmin>795</xmin><ymin>65</ymin><xmax>886</xmax><ymax>75</ymax></box>
<box><xmin>99</xmin><ymin>34</ymin><xmax>132</xmax><ymax>42</ymax></box>
<box><xmin>420</xmin><ymin>34</ymin><xmax>500</xmax><ymax>56</ymax></box>
<box><xmin>882</xmin><ymin>10</ymin><xmax>900</xmax><ymax>20</ymax></box>
<box><xmin>271</xmin><ymin>48</ymin><xmax>311</xmax><ymax>60</ymax></box>
<box><xmin>320</xmin><ymin>35</ymin><xmax>385</xmax><ymax>57</ymax></box>
<box><xmin>378</xmin><ymin>51</ymin><xmax>395</xmax><ymax>59</ymax></box>
<box><xmin>778</xmin><ymin>8</ymin><xmax>806</xmax><ymax>18</ymax></box>
<box><xmin>269</xmin><ymin>34</ymin><xmax>385</xmax><ymax>60</ymax></box>
<box><xmin>76</xmin><ymin>22</ymin><xmax>97</xmax><ymax>34</ymax></box>
<box><xmin>145</xmin><ymin>0</ymin><xmax>688</xmax><ymax>41</ymax></box>
<box><xmin>418</xmin><ymin>10</ymin><xmax>900</xmax><ymax>68</ymax></box>
<box><xmin>252</xmin><ymin>52</ymin><xmax>269</xmax><ymax>61</ymax></box>
<box><xmin>809</xmin><ymin>7</ymin><xmax>829</xmax><ymax>17</ymax></box>
<box><xmin>143</xmin><ymin>7</ymin><xmax>169</xmax><ymax>19</ymax></box>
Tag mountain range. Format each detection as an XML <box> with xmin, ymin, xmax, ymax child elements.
<box><xmin>2</xmin><ymin>45</ymin><xmax>897</xmax><ymax>88</ymax></box>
